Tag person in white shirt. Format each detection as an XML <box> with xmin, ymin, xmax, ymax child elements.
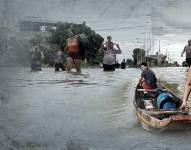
<box><xmin>99</xmin><ymin>36</ymin><xmax>121</xmax><ymax>71</ymax></box>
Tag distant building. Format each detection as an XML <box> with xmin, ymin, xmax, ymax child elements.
<box><xmin>132</xmin><ymin>48</ymin><xmax>167</xmax><ymax>67</ymax></box>
<box><xmin>146</xmin><ymin>53</ymin><xmax>167</xmax><ymax>67</ymax></box>
<box><xmin>132</xmin><ymin>48</ymin><xmax>146</xmax><ymax>67</ymax></box>
<box><xmin>19</xmin><ymin>19</ymin><xmax>57</xmax><ymax>32</ymax></box>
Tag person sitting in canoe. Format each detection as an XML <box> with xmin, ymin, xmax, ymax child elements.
<box><xmin>139</xmin><ymin>62</ymin><xmax>157</xmax><ymax>90</ymax></box>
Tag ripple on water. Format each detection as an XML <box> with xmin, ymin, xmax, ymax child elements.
<box><xmin>0</xmin><ymin>67</ymin><xmax>191</xmax><ymax>150</ymax></box>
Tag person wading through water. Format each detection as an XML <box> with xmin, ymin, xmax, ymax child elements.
<box><xmin>30</xmin><ymin>43</ymin><xmax>44</xmax><ymax>71</ymax></box>
<box><xmin>99</xmin><ymin>36</ymin><xmax>121</xmax><ymax>71</ymax></box>
<box><xmin>181</xmin><ymin>39</ymin><xmax>191</xmax><ymax>67</ymax></box>
<box><xmin>120</xmin><ymin>59</ymin><xmax>127</xmax><ymax>69</ymax></box>
<box><xmin>64</xmin><ymin>29</ymin><xmax>81</xmax><ymax>74</ymax></box>
<box><xmin>52</xmin><ymin>44</ymin><xmax>65</xmax><ymax>72</ymax></box>
<box><xmin>180</xmin><ymin>40</ymin><xmax>191</xmax><ymax>109</ymax></box>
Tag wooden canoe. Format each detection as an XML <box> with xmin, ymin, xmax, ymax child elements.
<box><xmin>134</xmin><ymin>85</ymin><xmax>191</xmax><ymax>131</ymax></box>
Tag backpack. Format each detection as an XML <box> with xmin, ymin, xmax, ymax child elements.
<box><xmin>77</xmin><ymin>34</ymin><xmax>89</xmax><ymax>60</ymax></box>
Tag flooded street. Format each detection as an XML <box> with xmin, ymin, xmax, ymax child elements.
<box><xmin>1</xmin><ymin>0</ymin><xmax>191</xmax><ymax>149</ymax></box>
<box><xmin>0</xmin><ymin>67</ymin><xmax>190</xmax><ymax>150</ymax></box>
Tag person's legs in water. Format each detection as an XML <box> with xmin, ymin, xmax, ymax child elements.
<box><xmin>181</xmin><ymin>67</ymin><xmax>191</xmax><ymax>108</ymax></box>
<box><xmin>55</xmin><ymin>63</ymin><xmax>60</xmax><ymax>72</ymax></box>
<box><xmin>66</xmin><ymin>57</ymin><xmax>73</xmax><ymax>73</ymax></box>
<box><xmin>60</xmin><ymin>62</ymin><xmax>66</xmax><ymax>71</ymax></box>
<box><xmin>111</xmin><ymin>64</ymin><xmax>115</xmax><ymax>71</ymax></box>
<box><xmin>103</xmin><ymin>64</ymin><xmax>115</xmax><ymax>71</ymax></box>
<box><xmin>103</xmin><ymin>64</ymin><xmax>109</xmax><ymax>71</ymax></box>
<box><xmin>73</xmin><ymin>59</ymin><xmax>81</xmax><ymax>74</ymax></box>
<box><xmin>67</xmin><ymin>52</ymin><xmax>81</xmax><ymax>74</ymax></box>
<box><xmin>186</xmin><ymin>58</ymin><xmax>191</xmax><ymax>67</ymax></box>
<box><xmin>70</xmin><ymin>52</ymin><xmax>81</xmax><ymax>74</ymax></box>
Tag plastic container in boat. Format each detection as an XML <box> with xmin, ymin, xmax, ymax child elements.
<box><xmin>157</xmin><ymin>93</ymin><xmax>177</xmax><ymax>110</ymax></box>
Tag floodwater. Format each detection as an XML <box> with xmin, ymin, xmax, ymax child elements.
<box><xmin>0</xmin><ymin>67</ymin><xmax>191</xmax><ymax>150</ymax></box>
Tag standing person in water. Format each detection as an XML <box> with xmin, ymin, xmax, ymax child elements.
<box><xmin>99</xmin><ymin>36</ymin><xmax>121</xmax><ymax>71</ymax></box>
<box><xmin>30</xmin><ymin>43</ymin><xmax>44</xmax><ymax>71</ymax></box>
<box><xmin>115</xmin><ymin>60</ymin><xmax>120</xmax><ymax>68</ymax></box>
<box><xmin>181</xmin><ymin>39</ymin><xmax>191</xmax><ymax>67</ymax></box>
<box><xmin>52</xmin><ymin>44</ymin><xmax>65</xmax><ymax>72</ymax></box>
<box><xmin>64</xmin><ymin>29</ymin><xmax>81</xmax><ymax>74</ymax></box>
<box><xmin>181</xmin><ymin>67</ymin><xmax>191</xmax><ymax>109</ymax></box>
<box><xmin>180</xmin><ymin>39</ymin><xmax>191</xmax><ymax>109</ymax></box>
<box><xmin>120</xmin><ymin>59</ymin><xmax>127</xmax><ymax>69</ymax></box>
<box><xmin>139</xmin><ymin>62</ymin><xmax>157</xmax><ymax>90</ymax></box>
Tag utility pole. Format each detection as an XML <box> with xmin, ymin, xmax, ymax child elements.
<box><xmin>165</xmin><ymin>48</ymin><xmax>167</xmax><ymax>66</ymax></box>
<box><xmin>168</xmin><ymin>51</ymin><xmax>170</xmax><ymax>63</ymax></box>
<box><xmin>149</xmin><ymin>32</ymin><xmax>152</xmax><ymax>55</ymax></box>
<box><xmin>2</xmin><ymin>0</ymin><xmax>9</xmax><ymax>52</ymax></box>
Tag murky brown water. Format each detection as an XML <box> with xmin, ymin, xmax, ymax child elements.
<box><xmin>0</xmin><ymin>67</ymin><xmax>190</xmax><ymax>150</ymax></box>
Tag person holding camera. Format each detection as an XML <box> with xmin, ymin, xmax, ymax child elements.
<box><xmin>99</xmin><ymin>36</ymin><xmax>121</xmax><ymax>71</ymax></box>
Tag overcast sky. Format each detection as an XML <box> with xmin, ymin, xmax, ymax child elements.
<box><xmin>3</xmin><ymin>0</ymin><xmax>191</xmax><ymax>63</ymax></box>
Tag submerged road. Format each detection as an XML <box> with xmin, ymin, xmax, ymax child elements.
<box><xmin>0</xmin><ymin>67</ymin><xmax>190</xmax><ymax>150</ymax></box>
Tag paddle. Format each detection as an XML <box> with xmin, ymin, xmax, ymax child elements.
<box><xmin>137</xmin><ymin>88</ymin><xmax>168</xmax><ymax>92</ymax></box>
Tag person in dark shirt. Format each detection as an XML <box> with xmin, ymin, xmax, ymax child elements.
<box><xmin>181</xmin><ymin>39</ymin><xmax>191</xmax><ymax>67</ymax></box>
<box><xmin>120</xmin><ymin>59</ymin><xmax>126</xmax><ymax>69</ymax></box>
<box><xmin>139</xmin><ymin>62</ymin><xmax>157</xmax><ymax>89</ymax></box>
<box><xmin>115</xmin><ymin>60</ymin><xmax>120</xmax><ymax>68</ymax></box>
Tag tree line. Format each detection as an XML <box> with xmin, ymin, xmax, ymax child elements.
<box><xmin>30</xmin><ymin>22</ymin><xmax>104</xmax><ymax>66</ymax></box>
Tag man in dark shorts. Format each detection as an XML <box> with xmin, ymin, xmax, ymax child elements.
<box><xmin>181</xmin><ymin>39</ymin><xmax>191</xmax><ymax>67</ymax></box>
<box><xmin>139</xmin><ymin>62</ymin><xmax>157</xmax><ymax>90</ymax></box>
